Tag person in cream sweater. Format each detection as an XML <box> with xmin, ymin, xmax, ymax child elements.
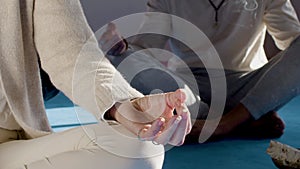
<box><xmin>0</xmin><ymin>0</ymin><xmax>192</xmax><ymax>169</ymax></box>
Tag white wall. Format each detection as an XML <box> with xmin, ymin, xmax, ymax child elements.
<box><xmin>80</xmin><ymin>0</ymin><xmax>147</xmax><ymax>31</ymax></box>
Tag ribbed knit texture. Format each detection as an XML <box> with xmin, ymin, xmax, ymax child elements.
<box><xmin>0</xmin><ymin>0</ymin><xmax>142</xmax><ymax>138</ymax></box>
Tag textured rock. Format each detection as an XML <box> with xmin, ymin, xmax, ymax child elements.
<box><xmin>267</xmin><ymin>141</ymin><xmax>300</xmax><ymax>169</ymax></box>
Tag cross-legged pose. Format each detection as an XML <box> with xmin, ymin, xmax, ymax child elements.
<box><xmin>99</xmin><ymin>0</ymin><xmax>300</xmax><ymax>143</ymax></box>
<box><xmin>0</xmin><ymin>1</ymin><xmax>192</xmax><ymax>169</ymax></box>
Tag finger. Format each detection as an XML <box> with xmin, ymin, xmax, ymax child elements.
<box><xmin>165</xmin><ymin>89</ymin><xmax>186</xmax><ymax>108</ymax></box>
<box><xmin>99</xmin><ymin>29</ymin><xmax>114</xmax><ymax>43</ymax></box>
<box><xmin>162</xmin><ymin>89</ymin><xmax>187</xmax><ymax>118</ymax></box>
<box><xmin>178</xmin><ymin>104</ymin><xmax>192</xmax><ymax>133</ymax></box>
<box><xmin>99</xmin><ymin>23</ymin><xmax>123</xmax><ymax>51</ymax></box>
<box><xmin>138</xmin><ymin>117</ymin><xmax>165</xmax><ymax>141</ymax></box>
<box><xmin>168</xmin><ymin>112</ymin><xmax>190</xmax><ymax>146</ymax></box>
<box><xmin>173</xmin><ymin>91</ymin><xmax>191</xmax><ymax>133</ymax></box>
<box><xmin>131</xmin><ymin>90</ymin><xmax>187</xmax><ymax>122</ymax></box>
<box><xmin>102</xmin><ymin>35</ymin><xmax>122</xmax><ymax>51</ymax></box>
<box><xmin>107</xmin><ymin>22</ymin><xmax>116</xmax><ymax>30</ymax></box>
<box><xmin>154</xmin><ymin>116</ymin><xmax>182</xmax><ymax>145</ymax></box>
<box><xmin>103</xmin><ymin>23</ymin><xmax>117</xmax><ymax>40</ymax></box>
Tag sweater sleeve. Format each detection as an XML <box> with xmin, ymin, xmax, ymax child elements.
<box><xmin>33</xmin><ymin>0</ymin><xmax>143</xmax><ymax>119</ymax></box>
<box><xmin>264</xmin><ymin>0</ymin><xmax>300</xmax><ymax>50</ymax></box>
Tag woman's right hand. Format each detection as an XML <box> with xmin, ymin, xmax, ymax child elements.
<box><xmin>110</xmin><ymin>89</ymin><xmax>192</xmax><ymax>146</ymax></box>
<box><xmin>98</xmin><ymin>22</ymin><xmax>128</xmax><ymax>56</ymax></box>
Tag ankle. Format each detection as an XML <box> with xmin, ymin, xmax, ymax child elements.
<box><xmin>222</xmin><ymin>103</ymin><xmax>253</xmax><ymax>132</ymax></box>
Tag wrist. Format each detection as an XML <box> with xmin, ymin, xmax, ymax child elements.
<box><xmin>107</xmin><ymin>106</ymin><xmax>117</xmax><ymax>121</ymax></box>
<box><xmin>101</xmin><ymin>105</ymin><xmax>120</xmax><ymax>125</ymax></box>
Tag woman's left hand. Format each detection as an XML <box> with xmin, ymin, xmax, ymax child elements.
<box><xmin>98</xmin><ymin>22</ymin><xmax>128</xmax><ymax>56</ymax></box>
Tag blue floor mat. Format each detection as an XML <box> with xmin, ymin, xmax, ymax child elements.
<box><xmin>45</xmin><ymin>93</ymin><xmax>300</xmax><ymax>169</ymax></box>
<box><xmin>163</xmin><ymin>97</ymin><xmax>300</xmax><ymax>169</ymax></box>
<box><xmin>45</xmin><ymin>92</ymin><xmax>97</xmax><ymax>132</ymax></box>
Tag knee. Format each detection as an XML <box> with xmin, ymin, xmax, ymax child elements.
<box><xmin>131</xmin><ymin>69</ymin><xmax>180</xmax><ymax>95</ymax></box>
<box><xmin>126</xmin><ymin>154</ymin><xmax>165</xmax><ymax>169</ymax></box>
<box><xmin>88</xmin><ymin>145</ymin><xmax>165</xmax><ymax>169</ymax></box>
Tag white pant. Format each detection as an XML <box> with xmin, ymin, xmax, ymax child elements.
<box><xmin>0</xmin><ymin>123</ymin><xmax>164</xmax><ymax>169</ymax></box>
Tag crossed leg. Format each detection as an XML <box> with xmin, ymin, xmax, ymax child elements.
<box><xmin>186</xmin><ymin>36</ymin><xmax>300</xmax><ymax>143</ymax></box>
<box><xmin>0</xmin><ymin>123</ymin><xmax>164</xmax><ymax>169</ymax></box>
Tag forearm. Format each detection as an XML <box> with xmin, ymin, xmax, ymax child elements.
<box><xmin>34</xmin><ymin>0</ymin><xmax>143</xmax><ymax>118</ymax></box>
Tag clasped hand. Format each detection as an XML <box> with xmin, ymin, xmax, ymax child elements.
<box><xmin>111</xmin><ymin>89</ymin><xmax>192</xmax><ymax>146</ymax></box>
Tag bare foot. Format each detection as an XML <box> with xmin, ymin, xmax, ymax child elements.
<box><xmin>184</xmin><ymin>119</ymin><xmax>229</xmax><ymax>144</ymax></box>
<box><xmin>232</xmin><ymin>111</ymin><xmax>285</xmax><ymax>139</ymax></box>
<box><xmin>185</xmin><ymin>103</ymin><xmax>252</xmax><ymax>144</ymax></box>
<box><xmin>184</xmin><ymin>104</ymin><xmax>285</xmax><ymax>144</ymax></box>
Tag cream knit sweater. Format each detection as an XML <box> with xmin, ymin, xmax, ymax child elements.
<box><xmin>0</xmin><ymin>0</ymin><xmax>142</xmax><ymax>138</ymax></box>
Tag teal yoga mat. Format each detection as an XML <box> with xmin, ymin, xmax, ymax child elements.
<box><xmin>45</xmin><ymin>94</ymin><xmax>300</xmax><ymax>169</ymax></box>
